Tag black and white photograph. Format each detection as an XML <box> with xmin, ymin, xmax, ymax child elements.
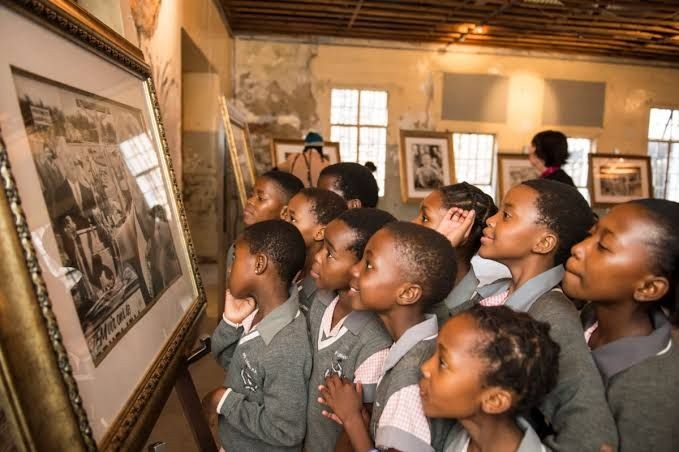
<box><xmin>399</xmin><ymin>130</ymin><xmax>455</xmax><ymax>202</ymax></box>
<box><xmin>589</xmin><ymin>154</ymin><xmax>652</xmax><ymax>207</ymax></box>
<box><xmin>412</xmin><ymin>143</ymin><xmax>444</xmax><ymax>189</ymax></box>
<box><xmin>13</xmin><ymin>67</ymin><xmax>182</xmax><ymax>365</ymax></box>
<box><xmin>497</xmin><ymin>154</ymin><xmax>541</xmax><ymax>202</ymax></box>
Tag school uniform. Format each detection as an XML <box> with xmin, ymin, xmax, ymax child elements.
<box><xmin>428</xmin><ymin>268</ymin><xmax>508</xmax><ymax>327</ymax></box>
<box><xmin>442</xmin><ymin>417</ymin><xmax>549</xmax><ymax>452</ymax></box>
<box><xmin>370</xmin><ymin>314</ymin><xmax>444</xmax><ymax>452</ymax></box>
<box><xmin>211</xmin><ymin>291</ymin><xmax>312</xmax><ymax>451</ymax></box>
<box><xmin>472</xmin><ymin>265</ymin><xmax>619</xmax><ymax>452</ymax></box>
<box><xmin>304</xmin><ymin>291</ymin><xmax>392</xmax><ymax>451</ymax></box>
<box><xmin>297</xmin><ymin>274</ymin><xmax>318</xmax><ymax>316</ymax></box>
<box><xmin>582</xmin><ymin>306</ymin><xmax>679</xmax><ymax>452</ymax></box>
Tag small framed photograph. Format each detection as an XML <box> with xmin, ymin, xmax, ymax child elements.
<box><xmin>588</xmin><ymin>154</ymin><xmax>652</xmax><ymax>207</ymax></box>
<box><xmin>220</xmin><ymin>97</ymin><xmax>257</xmax><ymax>208</ymax></box>
<box><xmin>497</xmin><ymin>153</ymin><xmax>541</xmax><ymax>202</ymax></box>
<box><xmin>270</xmin><ymin>138</ymin><xmax>341</xmax><ymax>167</ymax></box>
<box><xmin>399</xmin><ymin>130</ymin><xmax>455</xmax><ymax>202</ymax></box>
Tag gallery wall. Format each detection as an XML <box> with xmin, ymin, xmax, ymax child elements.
<box><xmin>233</xmin><ymin>35</ymin><xmax>679</xmax><ymax>219</ymax></box>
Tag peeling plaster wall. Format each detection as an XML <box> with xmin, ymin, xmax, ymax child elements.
<box><xmin>235</xmin><ymin>36</ymin><xmax>679</xmax><ymax>220</ymax></box>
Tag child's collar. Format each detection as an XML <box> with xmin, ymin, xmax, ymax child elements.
<box><xmin>381</xmin><ymin>314</ymin><xmax>438</xmax><ymax>374</ymax></box>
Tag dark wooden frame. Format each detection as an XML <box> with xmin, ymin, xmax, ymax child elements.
<box><xmin>587</xmin><ymin>153</ymin><xmax>653</xmax><ymax>208</ymax></box>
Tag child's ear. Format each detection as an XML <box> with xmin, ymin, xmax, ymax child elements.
<box><xmin>279</xmin><ymin>205</ymin><xmax>289</xmax><ymax>221</ymax></box>
<box><xmin>313</xmin><ymin>226</ymin><xmax>326</xmax><ymax>242</ymax></box>
<box><xmin>396</xmin><ymin>283</ymin><xmax>423</xmax><ymax>306</ymax></box>
<box><xmin>634</xmin><ymin>275</ymin><xmax>669</xmax><ymax>303</ymax></box>
<box><xmin>254</xmin><ymin>253</ymin><xmax>268</xmax><ymax>275</ymax></box>
<box><xmin>533</xmin><ymin>230</ymin><xmax>558</xmax><ymax>256</ymax></box>
<box><xmin>480</xmin><ymin>387</ymin><xmax>513</xmax><ymax>415</ymax></box>
<box><xmin>347</xmin><ymin>198</ymin><xmax>362</xmax><ymax>209</ymax></box>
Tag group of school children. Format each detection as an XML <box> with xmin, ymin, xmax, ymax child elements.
<box><xmin>201</xmin><ymin>161</ymin><xmax>679</xmax><ymax>452</ymax></box>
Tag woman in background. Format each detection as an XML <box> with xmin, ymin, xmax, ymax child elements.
<box><xmin>529</xmin><ymin>130</ymin><xmax>576</xmax><ymax>187</ymax></box>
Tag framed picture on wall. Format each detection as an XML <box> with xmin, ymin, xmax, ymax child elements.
<box><xmin>399</xmin><ymin>130</ymin><xmax>455</xmax><ymax>202</ymax></box>
<box><xmin>588</xmin><ymin>154</ymin><xmax>652</xmax><ymax>207</ymax></box>
<box><xmin>497</xmin><ymin>153</ymin><xmax>541</xmax><ymax>202</ymax></box>
<box><xmin>270</xmin><ymin>138</ymin><xmax>341</xmax><ymax>167</ymax></box>
<box><xmin>0</xmin><ymin>1</ymin><xmax>205</xmax><ymax>450</ymax></box>
<box><xmin>220</xmin><ymin>97</ymin><xmax>257</xmax><ymax>208</ymax></box>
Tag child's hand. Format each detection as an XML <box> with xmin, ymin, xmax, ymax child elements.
<box><xmin>224</xmin><ymin>290</ymin><xmax>256</xmax><ymax>324</ymax></box>
<box><xmin>436</xmin><ymin>207</ymin><xmax>475</xmax><ymax>248</ymax></box>
<box><xmin>201</xmin><ymin>387</ymin><xmax>227</xmax><ymax>427</ymax></box>
<box><xmin>318</xmin><ymin>375</ymin><xmax>364</xmax><ymax>426</ymax></box>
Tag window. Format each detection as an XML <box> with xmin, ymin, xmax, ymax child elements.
<box><xmin>330</xmin><ymin>89</ymin><xmax>388</xmax><ymax>195</ymax></box>
<box><xmin>564</xmin><ymin>137</ymin><xmax>592</xmax><ymax>202</ymax></box>
<box><xmin>647</xmin><ymin>108</ymin><xmax>679</xmax><ymax>200</ymax></box>
<box><xmin>452</xmin><ymin>133</ymin><xmax>495</xmax><ymax>198</ymax></box>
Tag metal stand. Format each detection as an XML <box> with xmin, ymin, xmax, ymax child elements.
<box><xmin>174</xmin><ymin>336</ymin><xmax>218</xmax><ymax>452</ymax></box>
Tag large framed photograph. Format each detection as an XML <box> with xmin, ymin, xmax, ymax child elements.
<box><xmin>270</xmin><ymin>138</ymin><xmax>341</xmax><ymax>167</ymax></box>
<box><xmin>588</xmin><ymin>154</ymin><xmax>652</xmax><ymax>207</ymax></box>
<box><xmin>220</xmin><ymin>96</ymin><xmax>257</xmax><ymax>208</ymax></box>
<box><xmin>0</xmin><ymin>1</ymin><xmax>205</xmax><ymax>450</ymax></box>
<box><xmin>399</xmin><ymin>130</ymin><xmax>455</xmax><ymax>202</ymax></box>
<box><xmin>497</xmin><ymin>153</ymin><xmax>541</xmax><ymax>202</ymax></box>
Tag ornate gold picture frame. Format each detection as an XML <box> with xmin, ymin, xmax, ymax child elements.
<box><xmin>219</xmin><ymin>96</ymin><xmax>257</xmax><ymax>208</ymax></box>
<box><xmin>0</xmin><ymin>1</ymin><xmax>206</xmax><ymax>450</ymax></box>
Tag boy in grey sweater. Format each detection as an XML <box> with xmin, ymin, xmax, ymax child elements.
<box><xmin>319</xmin><ymin>222</ymin><xmax>457</xmax><ymax>452</ymax></box>
<box><xmin>304</xmin><ymin>209</ymin><xmax>395</xmax><ymax>451</ymax></box>
<box><xmin>203</xmin><ymin>220</ymin><xmax>311</xmax><ymax>451</ymax></box>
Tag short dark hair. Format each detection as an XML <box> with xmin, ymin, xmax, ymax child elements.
<box><xmin>460</xmin><ymin>304</ymin><xmax>560</xmax><ymax>414</ymax></box>
<box><xmin>336</xmin><ymin>208</ymin><xmax>397</xmax><ymax>259</ymax></box>
<box><xmin>241</xmin><ymin>220</ymin><xmax>306</xmax><ymax>285</ymax></box>
<box><xmin>630</xmin><ymin>199</ymin><xmax>679</xmax><ymax>324</ymax></box>
<box><xmin>531</xmin><ymin>130</ymin><xmax>569</xmax><ymax>167</ymax></box>
<box><xmin>261</xmin><ymin>170</ymin><xmax>304</xmax><ymax>202</ymax></box>
<box><xmin>299</xmin><ymin>188</ymin><xmax>348</xmax><ymax>225</ymax></box>
<box><xmin>383</xmin><ymin>222</ymin><xmax>456</xmax><ymax>308</ymax></box>
<box><xmin>320</xmin><ymin>162</ymin><xmax>379</xmax><ymax>208</ymax></box>
<box><xmin>438</xmin><ymin>182</ymin><xmax>498</xmax><ymax>260</ymax></box>
<box><xmin>521</xmin><ymin>179</ymin><xmax>595</xmax><ymax>266</ymax></box>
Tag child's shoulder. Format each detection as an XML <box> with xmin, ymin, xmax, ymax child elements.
<box><xmin>390</xmin><ymin>336</ymin><xmax>436</xmax><ymax>377</ymax></box>
<box><xmin>530</xmin><ymin>289</ymin><xmax>580</xmax><ymax>324</ymax></box>
<box><xmin>268</xmin><ymin>311</ymin><xmax>312</xmax><ymax>352</ymax></box>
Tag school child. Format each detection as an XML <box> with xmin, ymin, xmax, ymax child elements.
<box><xmin>472</xmin><ymin>178</ymin><xmax>618</xmax><ymax>451</ymax></box>
<box><xmin>413</xmin><ymin>182</ymin><xmax>507</xmax><ymax>324</ymax></box>
<box><xmin>227</xmin><ymin>170</ymin><xmax>304</xmax><ymax>270</ymax></box>
<box><xmin>203</xmin><ymin>220</ymin><xmax>311</xmax><ymax>451</ymax></box>
<box><xmin>318</xmin><ymin>222</ymin><xmax>457</xmax><ymax>452</ymax></box>
<box><xmin>562</xmin><ymin>199</ymin><xmax>679</xmax><ymax>452</ymax></box>
<box><xmin>420</xmin><ymin>304</ymin><xmax>560</xmax><ymax>452</ymax></box>
<box><xmin>317</xmin><ymin>162</ymin><xmax>380</xmax><ymax>208</ymax></box>
<box><xmin>305</xmin><ymin>208</ymin><xmax>396</xmax><ymax>451</ymax></box>
<box><xmin>285</xmin><ymin>187</ymin><xmax>347</xmax><ymax>313</ymax></box>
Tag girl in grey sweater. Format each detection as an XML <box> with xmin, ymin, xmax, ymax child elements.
<box><xmin>563</xmin><ymin>199</ymin><xmax>679</xmax><ymax>452</ymax></box>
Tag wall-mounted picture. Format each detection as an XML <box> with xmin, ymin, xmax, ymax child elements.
<box><xmin>0</xmin><ymin>2</ymin><xmax>205</xmax><ymax>450</ymax></box>
<box><xmin>270</xmin><ymin>138</ymin><xmax>341</xmax><ymax>167</ymax></box>
<box><xmin>220</xmin><ymin>97</ymin><xmax>257</xmax><ymax>208</ymax></box>
<box><xmin>399</xmin><ymin>130</ymin><xmax>455</xmax><ymax>202</ymax></box>
<box><xmin>588</xmin><ymin>154</ymin><xmax>652</xmax><ymax>207</ymax></box>
<box><xmin>497</xmin><ymin>153</ymin><xmax>541</xmax><ymax>202</ymax></box>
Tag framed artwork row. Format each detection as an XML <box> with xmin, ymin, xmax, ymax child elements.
<box><xmin>0</xmin><ymin>0</ymin><xmax>205</xmax><ymax>450</ymax></box>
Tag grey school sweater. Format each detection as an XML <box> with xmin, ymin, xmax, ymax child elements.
<box><xmin>474</xmin><ymin>265</ymin><xmax>619</xmax><ymax>452</ymax></box>
<box><xmin>304</xmin><ymin>290</ymin><xmax>392</xmax><ymax>451</ymax></box>
<box><xmin>211</xmin><ymin>291</ymin><xmax>312</xmax><ymax>451</ymax></box>
<box><xmin>582</xmin><ymin>307</ymin><xmax>679</xmax><ymax>452</ymax></box>
<box><xmin>370</xmin><ymin>315</ymin><xmax>447</xmax><ymax>452</ymax></box>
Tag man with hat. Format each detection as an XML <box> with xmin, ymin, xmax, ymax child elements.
<box><xmin>277</xmin><ymin>131</ymin><xmax>330</xmax><ymax>187</ymax></box>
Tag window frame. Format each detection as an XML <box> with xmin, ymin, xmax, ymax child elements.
<box><xmin>329</xmin><ymin>87</ymin><xmax>389</xmax><ymax>195</ymax></box>
<box><xmin>450</xmin><ymin>131</ymin><xmax>497</xmax><ymax>199</ymax></box>
<box><xmin>647</xmin><ymin>106</ymin><xmax>679</xmax><ymax>200</ymax></box>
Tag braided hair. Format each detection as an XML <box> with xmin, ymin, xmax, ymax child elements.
<box><xmin>438</xmin><ymin>182</ymin><xmax>498</xmax><ymax>261</ymax></box>
<box><xmin>461</xmin><ymin>304</ymin><xmax>560</xmax><ymax>414</ymax></box>
<box><xmin>630</xmin><ymin>199</ymin><xmax>679</xmax><ymax>325</ymax></box>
